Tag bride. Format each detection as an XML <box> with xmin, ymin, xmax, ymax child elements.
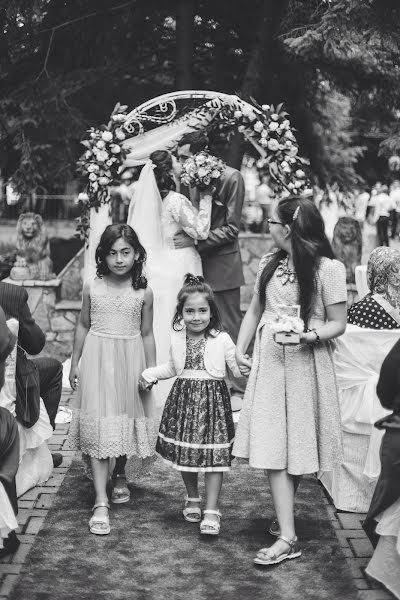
<box><xmin>127</xmin><ymin>149</ymin><xmax>212</xmax><ymax>405</ymax></box>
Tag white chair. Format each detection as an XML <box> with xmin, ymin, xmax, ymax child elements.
<box><xmin>319</xmin><ymin>325</ymin><xmax>398</xmax><ymax>512</ymax></box>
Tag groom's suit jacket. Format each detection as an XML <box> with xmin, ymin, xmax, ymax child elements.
<box><xmin>187</xmin><ymin>166</ymin><xmax>245</xmax><ymax>292</ymax></box>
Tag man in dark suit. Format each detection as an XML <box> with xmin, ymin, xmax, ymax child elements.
<box><xmin>176</xmin><ymin>132</ymin><xmax>246</xmax><ymax>405</ymax></box>
<box><xmin>0</xmin><ymin>281</ymin><xmax>63</xmax><ymax>466</ymax></box>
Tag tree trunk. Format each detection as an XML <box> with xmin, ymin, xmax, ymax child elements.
<box><xmin>176</xmin><ymin>0</ymin><xmax>194</xmax><ymax>90</ymax></box>
<box><xmin>227</xmin><ymin>0</ymin><xmax>290</xmax><ymax>168</ymax></box>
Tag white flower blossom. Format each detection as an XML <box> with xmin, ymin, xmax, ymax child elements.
<box><xmin>96</xmin><ymin>140</ymin><xmax>106</xmax><ymax>149</ymax></box>
<box><xmin>198</xmin><ymin>167</ymin><xmax>208</xmax><ymax>178</ymax></box>
<box><xmin>234</xmin><ymin>110</ymin><xmax>242</xmax><ymax>119</ymax></box>
<box><xmin>238</xmin><ymin>125</ymin><xmax>246</xmax><ymax>132</ymax></box>
<box><xmin>99</xmin><ymin>176</ymin><xmax>110</xmax><ymax>186</ymax></box>
<box><xmin>95</xmin><ymin>150</ymin><xmax>109</xmax><ymax>163</ymax></box>
<box><xmin>271</xmin><ymin>113</ymin><xmax>279</xmax><ymax>121</ymax></box>
<box><xmin>295</xmin><ymin>169</ymin><xmax>305</xmax><ymax>178</ymax></box>
<box><xmin>110</xmin><ymin>144</ymin><xmax>121</xmax><ymax>154</ymax></box>
<box><xmin>115</xmin><ymin>129</ymin><xmax>126</xmax><ymax>141</ymax></box>
<box><xmin>254</xmin><ymin>121</ymin><xmax>264</xmax><ymax>133</ymax></box>
<box><xmin>260</xmin><ymin>138</ymin><xmax>268</xmax><ymax>147</ymax></box>
<box><xmin>102</xmin><ymin>131</ymin><xmax>113</xmax><ymax>142</ymax></box>
<box><xmin>267</xmin><ymin>139</ymin><xmax>280</xmax><ymax>151</ymax></box>
<box><xmin>89</xmin><ymin>172</ymin><xmax>98</xmax><ymax>181</ymax></box>
<box><xmin>269</xmin><ymin>122</ymin><xmax>279</xmax><ymax>132</ymax></box>
<box><xmin>78</xmin><ymin>192</ymin><xmax>89</xmax><ymax>202</ymax></box>
<box><xmin>262</xmin><ymin>104</ymin><xmax>270</xmax><ymax>111</ymax></box>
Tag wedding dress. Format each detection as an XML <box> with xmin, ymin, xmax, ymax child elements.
<box><xmin>127</xmin><ymin>163</ymin><xmax>212</xmax><ymax>408</ymax></box>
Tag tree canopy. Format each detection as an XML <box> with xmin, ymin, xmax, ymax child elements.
<box><xmin>1</xmin><ymin>0</ymin><xmax>399</xmax><ymax>199</ymax></box>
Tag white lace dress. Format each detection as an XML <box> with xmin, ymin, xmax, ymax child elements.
<box><xmin>147</xmin><ymin>191</ymin><xmax>212</xmax><ymax>408</ymax></box>
<box><xmin>69</xmin><ymin>278</ymin><xmax>155</xmax><ymax>460</ymax></box>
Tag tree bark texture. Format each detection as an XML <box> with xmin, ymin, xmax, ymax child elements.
<box><xmin>176</xmin><ymin>0</ymin><xmax>194</xmax><ymax>90</ymax></box>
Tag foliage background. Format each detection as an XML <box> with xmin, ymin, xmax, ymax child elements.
<box><xmin>1</xmin><ymin>0</ymin><xmax>400</xmax><ymax>200</ymax></box>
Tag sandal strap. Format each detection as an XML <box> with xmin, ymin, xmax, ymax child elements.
<box><xmin>203</xmin><ymin>509</ymin><xmax>221</xmax><ymax>518</ymax></box>
<box><xmin>185</xmin><ymin>496</ymin><xmax>201</xmax><ymax>503</ymax></box>
<box><xmin>92</xmin><ymin>502</ymin><xmax>110</xmax><ymax>511</ymax></box>
<box><xmin>278</xmin><ymin>534</ymin><xmax>296</xmax><ymax>547</ymax></box>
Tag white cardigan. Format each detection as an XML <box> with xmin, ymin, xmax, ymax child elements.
<box><xmin>142</xmin><ymin>329</ymin><xmax>241</xmax><ymax>381</ymax></box>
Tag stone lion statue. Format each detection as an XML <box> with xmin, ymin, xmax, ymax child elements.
<box><xmin>10</xmin><ymin>213</ymin><xmax>54</xmax><ymax>281</ymax></box>
<box><xmin>332</xmin><ymin>216</ymin><xmax>362</xmax><ymax>284</ymax></box>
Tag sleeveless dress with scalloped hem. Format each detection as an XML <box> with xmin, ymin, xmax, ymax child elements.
<box><xmin>68</xmin><ymin>278</ymin><xmax>155</xmax><ymax>461</ymax></box>
<box><xmin>233</xmin><ymin>254</ymin><xmax>347</xmax><ymax>476</ymax></box>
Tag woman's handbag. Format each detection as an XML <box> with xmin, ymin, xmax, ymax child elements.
<box><xmin>15</xmin><ymin>345</ymin><xmax>40</xmax><ymax>428</ymax></box>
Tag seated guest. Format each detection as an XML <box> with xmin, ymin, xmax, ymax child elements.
<box><xmin>0</xmin><ymin>280</ymin><xmax>63</xmax><ymax>467</ymax></box>
<box><xmin>0</xmin><ymin>308</ymin><xmax>20</xmax><ymax>557</ymax></box>
<box><xmin>348</xmin><ymin>246</ymin><xmax>400</xmax><ymax>330</ymax></box>
<box><xmin>0</xmin><ymin>317</ymin><xmax>53</xmax><ymax>498</ymax></box>
<box><xmin>363</xmin><ymin>338</ymin><xmax>400</xmax><ymax>599</ymax></box>
<box><xmin>320</xmin><ymin>246</ymin><xmax>400</xmax><ymax>512</ymax></box>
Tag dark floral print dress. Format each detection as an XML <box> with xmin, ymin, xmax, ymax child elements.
<box><xmin>156</xmin><ymin>337</ymin><xmax>235</xmax><ymax>472</ymax></box>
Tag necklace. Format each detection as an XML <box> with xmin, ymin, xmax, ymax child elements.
<box><xmin>276</xmin><ymin>257</ymin><xmax>297</xmax><ymax>285</ymax></box>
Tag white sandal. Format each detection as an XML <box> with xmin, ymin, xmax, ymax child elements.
<box><xmin>182</xmin><ymin>496</ymin><xmax>202</xmax><ymax>522</ymax></box>
<box><xmin>89</xmin><ymin>502</ymin><xmax>110</xmax><ymax>535</ymax></box>
<box><xmin>254</xmin><ymin>535</ymin><xmax>301</xmax><ymax>565</ymax></box>
<box><xmin>200</xmin><ymin>509</ymin><xmax>221</xmax><ymax>535</ymax></box>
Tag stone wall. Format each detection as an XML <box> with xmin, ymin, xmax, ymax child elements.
<box><xmin>3</xmin><ymin>278</ymin><xmax>80</xmax><ymax>362</ymax></box>
<box><xmin>239</xmin><ymin>233</ymin><xmax>274</xmax><ymax>309</ymax></box>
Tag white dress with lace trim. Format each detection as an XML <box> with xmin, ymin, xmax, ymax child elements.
<box><xmin>68</xmin><ymin>278</ymin><xmax>156</xmax><ymax>460</ymax></box>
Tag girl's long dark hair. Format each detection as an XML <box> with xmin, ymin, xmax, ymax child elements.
<box><xmin>150</xmin><ymin>150</ymin><xmax>176</xmax><ymax>197</ymax></box>
<box><xmin>173</xmin><ymin>273</ymin><xmax>221</xmax><ymax>336</ymax></box>
<box><xmin>259</xmin><ymin>196</ymin><xmax>334</xmax><ymax>327</ymax></box>
<box><xmin>95</xmin><ymin>224</ymin><xmax>147</xmax><ymax>289</ymax></box>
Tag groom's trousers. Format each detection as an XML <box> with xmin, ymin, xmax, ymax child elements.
<box><xmin>214</xmin><ymin>288</ymin><xmax>247</xmax><ymax>396</ymax></box>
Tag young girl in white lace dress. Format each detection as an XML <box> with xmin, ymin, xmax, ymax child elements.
<box><xmin>68</xmin><ymin>224</ymin><xmax>156</xmax><ymax>536</ymax></box>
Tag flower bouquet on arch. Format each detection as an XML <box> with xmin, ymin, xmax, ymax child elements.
<box><xmin>270</xmin><ymin>304</ymin><xmax>304</xmax><ymax>345</ymax></box>
<box><xmin>180</xmin><ymin>151</ymin><xmax>226</xmax><ymax>204</ymax></box>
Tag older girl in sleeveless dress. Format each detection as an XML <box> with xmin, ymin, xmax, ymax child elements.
<box><xmin>69</xmin><ymin>224</ymin><xmax>156</xmax><ymax>535</ymax></box>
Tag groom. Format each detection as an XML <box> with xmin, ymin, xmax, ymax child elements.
<box><xmin>174</xmin><ymin>131</ymin><xmax>246</xmax><ymax>407</ymax></box>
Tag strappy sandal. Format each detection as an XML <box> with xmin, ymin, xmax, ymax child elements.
<box><xmin>200</xmin><ymin>509</ymin><xmax>221</xmax><ymax>536</ymax></box>
<box><xmin>254</xmin><ymin>535</ymin><xmax>301</xmax><ymax>565</ymax></box>
<box><xmin>89</xmin><ymin>502</ymin><xmax>110</xmax><ymax>535</ymax></box>
<box><xmin>111</xmin><ymin>474</ymin><xmax>130</xmax><ymax>504</ymax></box>
<box><xmin>182</xmin><ymin>496</ymin><xmax>202</xmax><ymax>523</ymax></box>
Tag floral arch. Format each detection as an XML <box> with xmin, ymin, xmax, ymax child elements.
<box><xmin>78</xmin><ymin>90</ymin><xmax>310</xmax><ymax>278</ymax></box>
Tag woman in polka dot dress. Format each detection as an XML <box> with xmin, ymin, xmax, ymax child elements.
<box><xmin>348</xmin><ymin>247</ymin><xmax>400</xmax><ymax>330</ymax></box>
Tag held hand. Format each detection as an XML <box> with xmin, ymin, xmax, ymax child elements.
<box><xmin>173</xmin><ymin>231</ymin><xmax>195</xmax><ymax>249</ymax></box>
<box><xmin>69</xmin><ymin>364</ymin><xmax>79</xmax><ymax>391</ymax></box>
<box><xmin>139</xmin><ymin>374</ymin><xmax>157</xmax><ymax>392</ymax></box>
<box><xmin>236</xmin><ymin>352</ymin><xmax>252</xmax><ymax>377</ymax></box>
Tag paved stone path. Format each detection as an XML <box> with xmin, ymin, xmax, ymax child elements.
<box><xmin>0</xmin><ymin>388</ymin><xmax>395</xmax><ymax>599</ymax></box>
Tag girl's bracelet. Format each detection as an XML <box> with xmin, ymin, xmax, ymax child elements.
<box><xmin>306</xmin><ymin>329</ymin><xmax>320</xmax><ymax>345</ymax></box>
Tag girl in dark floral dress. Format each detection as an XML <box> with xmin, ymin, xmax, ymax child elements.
<box><xmin>142</xmin><ymin>274</ymin><xmax>241</xmax><ymax>536</ymax></box>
